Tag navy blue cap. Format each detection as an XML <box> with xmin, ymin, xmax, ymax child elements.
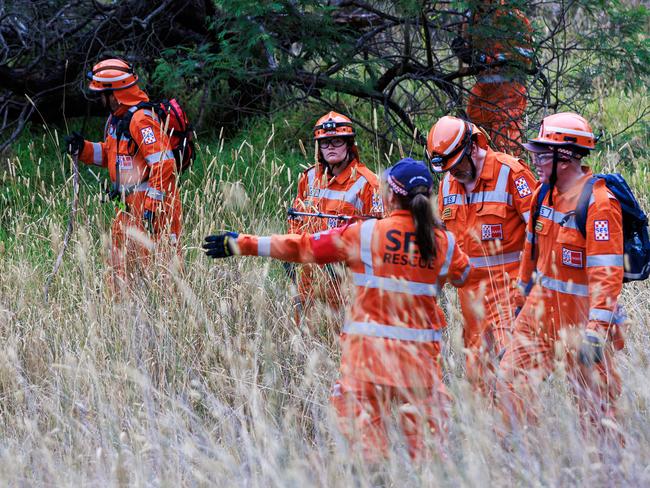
<box><xmin>384</xmin><ymin>158</ymin><xmax>434</xmax><ymax>196</ymax></box>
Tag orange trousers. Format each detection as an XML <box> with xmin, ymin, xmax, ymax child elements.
<box><xmin>467</xmin><ymin>81</ymin><xmax>527</xmax><ymax>156</ymax></box>
<box><xmin>458</xmin><ymin>274</ymin><xmax>517</xmax><ymax>395</ymax></box>
<box><xmin>330</xmin><ymin>376</ymin><xmax>450</xmax><ymax>462</ymax></box>
<box><xmin>498</xmin><ymin>312</ymin><xmax>622</xmax><ymax>431</ymax></box>
<box><xmin>110</xmin><ymin>190</ymin><xmax>182</xmax><ymax>289</ymax></box>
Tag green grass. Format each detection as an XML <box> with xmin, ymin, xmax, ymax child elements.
<box><xmin>0</xmin><ymin>92</ymin><xmax>648</xmax><ymax>485</ymax></box>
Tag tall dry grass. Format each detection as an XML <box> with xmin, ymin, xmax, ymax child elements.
<box><xmin>0</xmin><ymin>117</ymin><xmax>649</xmax><ymax>487</ymax></box>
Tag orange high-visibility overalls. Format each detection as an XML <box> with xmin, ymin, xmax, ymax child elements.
<box><xmin>438</xmin><ymin>149</ymin><xmax>536</xmax><ymax>392</ymax></box>
<box><xmin>79</xmin><ymin>100</ymin><xmax>181</xmax><ymax>288</ymax></box>
<box><xmin>499</xmin><ymin>172</ymin><xmax>624</xmax><ymax>426</ymax></box>
<box><xmin>236</xmin><ymin>210</ymin><xmax>471</xmax><ymax>460</ymax></box>
<box><xmin>466</xmin><ymin>7</ymin><xmax>533</xmax><ymax>156</ymax></box>
<box><xmin>288</xmin><ymin>159</ymin><xmax>383</xmax><ymax>310</ymax></box>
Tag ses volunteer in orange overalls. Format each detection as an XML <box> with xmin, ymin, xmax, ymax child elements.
<box><xmin>427</xmin><ymin>116</ymin><xmax>537</xmax><ymax>393</ymax></box>
<box><xmin>453</xmin><ymin>1</ymin><xmax>534</xmax><ymax>155</ymax></box>
<box><xmin>65</xmin><ymin>59</ymin><xmax>181</xmax><ymax>288</ymax></box>
<box><xmin>204</xmin><ymin>159</ymin><xmax>471</xmax><ymax>461</ymax></box>
<box><xmin>498</xmin><ymin>113</ymin><xmax>625</xmax><ymax>428</ymax></box>
<box><xmin>288</xmin><ymin>112</ymin><xmax>383</xmax><ymax>311</ymax></box>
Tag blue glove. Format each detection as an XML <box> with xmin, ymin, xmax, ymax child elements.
<box><xmin>578</xmin><ymin>330</ymin><xmax>605</xmax><ymax>367</ymax></box>
<box><xmin>203</xmin><ymin>232</ymin><xmax>239</xmax><ymax>259</ymax></box>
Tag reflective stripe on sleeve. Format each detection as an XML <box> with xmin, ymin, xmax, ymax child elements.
<box><xmin>343</xmin><ymin>321</ymin><xmax>442</xmax><ymax>342</ymax></box>
<box><xmin>586</xmin><ymin>254</ymin><xmax>624</xmax><ymax>267</ymax></box>
<box><xmin>451</xmin><ymin>264</ymin><xmax>471</xmax><ymax>286</ymax></box>
<box><xmin>495</xmin><ymin>164</ymin><xmax>511</xmax><ymax>192</ymax></box>
<box><xmin>439</xmin><ymin>231</ymin><xmax>455</xmax><ymax>277</ymax></box>
<box><xmin>91</xmin><ymin>142</ymin><xmax>102</xmax><ymax>165</ymax></box>
<box><xmin>539</xmin><ymin>275</ymin><xmax>589</xmax><ymax>296</ymax></box>
<box><xmin>521</xmin><ymin>210</ymin><xmax>530</xmax><ymax>224</ymax></box>
<box><xmin>145</xmin><ymin>150</ymin><xmax>175</xmax><ymax>165</ymax></box>
<box><xmin>588</xmin><ymin>308</ymin><xmax>618</xmax><ymax>324</ymax></box>
<box><xmin>352</xmin><ymin>273</ymin><xmax>439</xmax><ymax>296</ymax></box>
<box><xmin>257</xmin><ymin>236</ymin><xmax>271</xmax><ymax>257</ymax></box>
<box><xmin>359</xmin><ymin>219</ymin><xmax>376</xmax><ymax>275</ymax></box>
<box><xmin>146</xmin><ymin>188</ymin><xmax>165</xmax><ymax>201</ymax></box>
<box><xmin>469</xmin><ymin>251</ymin><xmax>521</xmax><ymax>268</ymax></box>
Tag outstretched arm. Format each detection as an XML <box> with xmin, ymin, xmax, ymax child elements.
<box><xmin>204</xmin><ymin>223</ymin><xmax>358</xmax><ymax>265</ymax></box>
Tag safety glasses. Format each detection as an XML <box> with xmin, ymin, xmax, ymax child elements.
<box><xmin>319</xmin><ymin>138</ymin><xmax>347</xmax><ymax>149</ymax></box>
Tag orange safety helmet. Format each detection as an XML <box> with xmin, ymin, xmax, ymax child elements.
<box><xmin>523</xmin><ymin>112</ymin><xmax>596</xmax><ymax>156</ymax></box>
<box><xmin>426</xmin><ymin>116</ymin><xmax>488</xmax><ymax>173</ymax></box>
<box><xmin>87</xmin><ymin>59</ymin><xmax>139</xmax><ymax>92</ymax></box>
<box><xmin>313</xmin><ymin>111</ymin><xmax>355</xmax><ymax>140</ymax></box>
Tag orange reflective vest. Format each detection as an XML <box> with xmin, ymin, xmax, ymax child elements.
<box><xmin>79</xmin><ymin>102</ymin><xmax>178</xmax><ymax>214</ymax></box>
<box><xmin>237</xmin><ymin>210</ymin><xmax>471</xmax><ymax>387</ymax></box>
<box><xmin>517</xmin><ymin>172</ymin><xmax>624</xmax><ymax>340</ymax></box>
<box><xmin>289</xmin><ymin>159</ymin><xmax>383</xmax><ymax>234</ymax></box>
<box><xmin>438</xmin><ymin>150</ymin><xmax>536</xmax><ymax>285</ymax></box>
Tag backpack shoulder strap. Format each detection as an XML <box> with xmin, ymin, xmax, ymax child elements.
<box><xmin>575</xmin><ymin>176</ymin><xmax>598</xmax><ymax>238</ymax></box>
<box><xmin>529</xmin><ymin>183</ymin><xmax>549</xmax><ymax>259</ymax></box>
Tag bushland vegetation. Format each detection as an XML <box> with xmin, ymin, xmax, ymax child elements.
<box><xmin>0</xmin><ymin>0</ymin><xmax>648</xmax><ymax>485</ymax></box>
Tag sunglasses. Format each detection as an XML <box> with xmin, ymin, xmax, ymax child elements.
<box><xmin>319</xmin><ymin>138</ymin><xmax>347</xmax><ymax>149</ymax></box>
<box><xmin>533</xmin><ymin>153</ymin><xmax>570</xmax><ymax>165</ymax></box>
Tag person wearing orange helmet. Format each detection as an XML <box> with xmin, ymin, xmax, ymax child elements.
<box><xmin>288</xmin><ymin>112</ymin><xmax>383</xmax><ymax>318</ymax></box>
<box><xmin>64</xmin><ymin>59</ymin><xmax>182</xmax><ymax>289</ymax></box>
<box><xmin>204</xmin><ymin>158</ymin><xmax>472</xmax><ymax>461</ymax></box>
<box><xmin>427</xmin><ymin>115</ymin><xmax>537</xmax><ymax>395</ymax></box>
<box><xmin>498</xmin><ymin>112</ymin><xmax>625</xmax><ymax>429</ymax></box>
<box><xmin>454</xmin><ymin>1</ymin><xmax>534</xmax><ymax>156</ymax></box>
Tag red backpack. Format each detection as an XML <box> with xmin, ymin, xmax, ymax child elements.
<box><xmin>117</xmin><ymin>98</ymin><xmax>195</xmax><ymax>173</ymax></box>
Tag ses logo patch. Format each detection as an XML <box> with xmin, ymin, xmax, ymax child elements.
<box><xmin>140</xmin><ymin>126</ymin><xmax>157</xmax><ymax>145</ymax></box>
<box><xmin>562</xmin><ymin>247</ymin><xmax>583</xmax><ymax>268</ymax></box>
<box><xmin>514</xmin><ymin>176</ymin><xmax>532</xmax><ymax>198</ymax></box>
<box><xmin>481</xmin><ymin>224</ymin><xmax>503</xmax><ymax>241</ymax></box>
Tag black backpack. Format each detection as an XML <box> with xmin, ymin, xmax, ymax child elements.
<box><xmin>532</xmin><ymin>174</ymin><xmax>650</xmax><ymax>282</ymax></box>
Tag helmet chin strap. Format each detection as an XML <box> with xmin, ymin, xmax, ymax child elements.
<box><xmin>548</xmin><ymin>147</ymin><xmax>559</xmax><ymax>206</ymax></box>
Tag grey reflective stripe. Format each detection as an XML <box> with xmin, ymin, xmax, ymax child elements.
<box><xmin>538</xmin><ymin>206</ymin><xmax>578</xmax><ymax>230</ymax></box>
<box><xmin>495</xmin><ymin>164</ymin><xmax>511</xmax><ymax>193</ymax></box>
<box><xmin>359</xmin><ymin>219</ymin><xmax>376</xmax><ymax>274</ymax></box>
<box><xmin>477</xmin><ymin>74</ymin><xmax>511</xmax><ymax>83</ymax></box>
<box><xmin>258</xmin><ymin>236</ymin><xmax>271</xmax><ymax>256</ymax></box>
<box><xmin>307</xmin><ymin>167</ymin><xmax>316</xmax><ymax>189</ymax></box>
<box><xmin>586</xmin><ymin>254</ymin><xmax>624</xmax><ymax>267</ymax></box>
<box><xmin>146</xmin><ymin>188</ymin><xmax>165</xmax><ymax>201</ymax></box>
<box><xmin>451</xmin><ymin>264</ymin><xmax>471</xmax><ymax>286</ymax></box>
<box><xmin>469</xmin><ymin>251</ymin><xmax>521</xmax><ymax>268</ymax></box>
<box><xmin>91</xmin><ymin>142</ymin><xmax>102</xmax><ymax>165</ymax></box>
<box><xmin>94</xmin><ymin>72</ymin><xmax>132</xmax><ymax>83</ymax></box>
<box><xmin>343</xmin><ymin>321</ymin><xmax>442</xmax><ymax>342</ymax></box>
<box><xmin>440</xmin><ymin>231</ymin><xmax>455</xmax><ymax>277</ymax></box>
<box><xmin>589</xmin><ymin>308</ymin><xmax>617</xmax><ymax>323</ymax></box>
<box><xmin>443</xmin><ymin>191</ymin><xmax>512</xmax><ymax>206</ymax></box>
<box><xmin>145</xmin><ymin>150</ymin><xmax>175</xmax><ymax>165</ymax></box>
<box><xmin>352</xmin><ymin>273</ymin><xmax>439</xmax><ymax>296</ymax></box>
<box><xmin>466</xmin><ymin>190</ymin><xmax>512</xmax><ymax>205</ymax></box>
<box><xmin>119</xmin><ymin>182</ymin><xmax>150</xmax><ymax>193</ymax></box>
<box><xmin>521</xmin><ymin>210</ymin><xmax>530</xmax><ymax>224</ymax></box>
<box><xmin>344</xmin><ymin>176</ymin><xmax>368</xmax><ymax>210</ymax></box>
<box><xmin>442</xmin><ymin>173</ymin><xmax>451</xmax><ymax>198</ymax></box>
<box><xmin>128</xmin><ymin>106</ymin><xmax>139</xmax><ymax>114</ymax></box>
<box><xmin>539</xmin><ymin>275</ymin><xmax>589</xmax><ymax>296</ymax></box>
<box><xmin>526</xmin><ymin>231</ymin><xmax>534</xmax><ymax>243</ymax></box>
